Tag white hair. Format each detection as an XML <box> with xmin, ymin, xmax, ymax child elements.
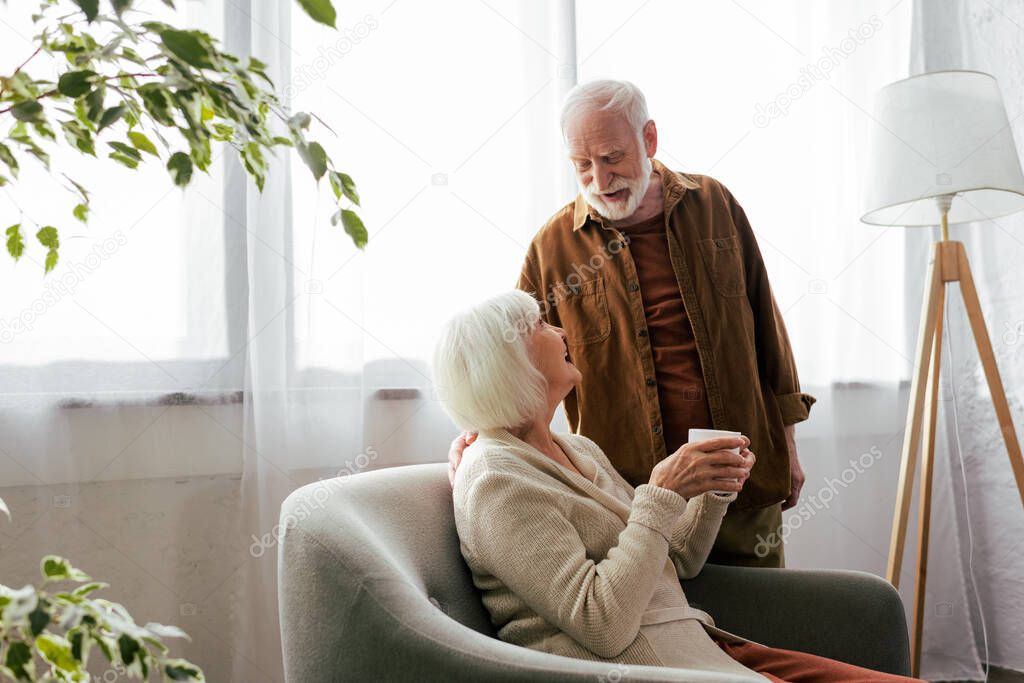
<box><xmin>432</xmin><ymin>290</ymin><xmax>546</xmax><ymax>432</ymax></box>
<box><xmin>560</xmin><ymin>79</ymin><xmax>650</xmax><ymax>141</ymax></box>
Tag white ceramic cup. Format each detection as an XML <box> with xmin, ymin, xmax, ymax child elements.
<box><xmin>687</xmin><ymin>428</ymin><xmax>743</xmax><ymax>495</ymax></box>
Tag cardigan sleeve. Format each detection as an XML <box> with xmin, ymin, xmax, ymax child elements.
<box><xmin>460</xmin><ymin>468</ymin><xmax>686</xmax><ymax>659</ymax></box>
<box><xmin>577</xmin><ymin>436</ymin><xmax>735</xmax><ymax>580</ymax></box>
<box><xmin>666</xmin><ymin>491</ymin><xmax>735</xmax><ymax>579</ymax></box>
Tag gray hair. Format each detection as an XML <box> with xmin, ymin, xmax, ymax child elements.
<box><xmin>559</xmin><ymin>79</ymin><xmax>650</xmax><ymax>141</ymax></box>
<box><xmin>432</xmin><ymin>290</ymin><xmax>546</xmax><ymax>432</ymax></box>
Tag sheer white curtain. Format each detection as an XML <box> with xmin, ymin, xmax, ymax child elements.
<box><xmin>0</xmin><ymin>2</ymin><xmax>250</xmax><ymax>682</ymax></box>
<box><xmin>904</xmin><ymin>0</ymin><xmax>1024</xmax><ymax>678</ymax></box>
<box><xmin>230</xmin><ymin>1</ymin><xmax>579</xmax><ymax>679</ymax></box>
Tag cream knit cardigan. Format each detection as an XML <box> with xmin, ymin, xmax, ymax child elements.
<box><xmin>452</xmin><ymin>428</ymin><xmax>772</xmax><ymax>680</ymax></box>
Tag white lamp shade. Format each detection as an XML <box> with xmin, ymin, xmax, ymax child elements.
<box><xmin>861</xmin><ymin>70</ymin><xmax>1024</xmax><ymax>226</ymax></box>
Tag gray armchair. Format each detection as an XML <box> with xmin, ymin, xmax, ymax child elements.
<box><xmin>278</xmin><ymin>463</ymin><xmax>912</xmax><ymax>682</ymax></box>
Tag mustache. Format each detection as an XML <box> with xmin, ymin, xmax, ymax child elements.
<box><xmin>584</xmin><ymin>176</ymin><xmax>632</xmax><ymax>197</ymax></box>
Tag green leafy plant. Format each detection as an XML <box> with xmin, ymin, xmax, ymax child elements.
<box><xmin>1</xmin><ymin>0</ymin><xmax>365</xmax><ymax>274</ymax></box>
<box><xmin>1</xmin><ymin>496</ymin><xmax>201</xmax><ymax>681</ymax></box>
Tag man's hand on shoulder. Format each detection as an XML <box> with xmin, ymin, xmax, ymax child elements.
<box><xmin>448</xmin><ymin>430</ymin><xmax>478</xmax><ymax>488</ymax></box>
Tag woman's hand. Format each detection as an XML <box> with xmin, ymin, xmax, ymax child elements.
<box><xmin>648</xmin><ymin>435</ymin><xmax>755</xmax><ymax>500</ymax></box>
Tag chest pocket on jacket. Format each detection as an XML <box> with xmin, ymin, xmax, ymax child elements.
<box><xmin>555</xmin><ymin>276</ymin><xmax>610</xmax><ymax>346</ymax></box>
<box><xmin>698</xmin><ymin>235</ymin><xmax>746</xmax><ymax>298</ymax></box>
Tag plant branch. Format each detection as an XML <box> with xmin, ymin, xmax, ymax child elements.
<box><xmin>12</xmin><ymin>45</ymin><xmax>43</xmax><ymax>78</ymax></box>
<box><xmin>0</xmin><ymin>72</ymin><xmax>158</xmax><ymax>115</ymax></box>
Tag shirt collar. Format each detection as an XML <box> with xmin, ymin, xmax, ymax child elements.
<box><xmin>572</xmin><ymin>157</ymin><xmax>700</xmax><ymax>232</ymax></box>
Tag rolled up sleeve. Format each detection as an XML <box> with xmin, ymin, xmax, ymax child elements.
<box><xmin>727</xmin><ymin>187</ymin><xmax>816</xmax><ymax>425</ymax></box>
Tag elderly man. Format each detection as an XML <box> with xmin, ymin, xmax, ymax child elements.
<box><xmin>450</xmin><ymin>79</ymin><xmax>815</xmax><ymax>568</ymax></box>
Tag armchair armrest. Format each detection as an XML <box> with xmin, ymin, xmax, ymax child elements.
<box><xmin>681</xmin><ymin>563</ymin><xmax>911</xmax><ymax>676</ymax></box>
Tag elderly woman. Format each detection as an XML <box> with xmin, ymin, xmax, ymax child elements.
<box><xmin>433</xmin><ymin>290</ymin><xmax>925</xmax><ymax>682</ymax></box>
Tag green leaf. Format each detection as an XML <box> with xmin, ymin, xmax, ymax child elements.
<box><xmin>23</xmin><ymin>144</ymin><xmax>50</xmax><ymax>169</ymax></box>
<box><xmin>36</xmin><ymin>227</ymin><xmax>60</xmax><ymax>252</ymax></box>
<box><xmin>297</xmin><ymin>0</ymin><xmax>337</xmax><ymax>28</ymax></box>
<box><xmin>240</xmin><ymin>142</ymin><xmax>265</xmax><ymax>191</ymax></box>
<box><xmin>164</xmin><ymin>659</ymin><xmax>203</xmax><ymax>680</ymax></box>
<box><xmin>73</xmin><ymin>203</ymin><xmax>89</xmax><ymax>222</ymax></box>
<box><xmin>288</xmin><ymin>112</ymin><xmax>311</xmax><ymax>131</ymax></box>
<box><xmin>109</xmin><ymin>152</ymin><xmax>140</xmax><ymax>169</ymax></box>
<box><xmin>32</xmin><ymin>119</ymin><xmax>56</xmax><ymax>141</ymax></box>
<box><xmin>167</xmin><ymin>151</ymin><xmax>192</xmax><ymax>186</ymax></box>
<box><xmin>64</xmin><ymin>175</ymin><xmax>90</xmax><ymax>202</ymax></box>
<box><xmin>4</xmin><ymin>641</ymin><xmax>33</xmax><ymax>680</ymax></box>
<box><xmin>72</xmin><ymin>0</ymin><xmax>99</xmax><ymax>21</ymax></box>
<box><xmin>6</xmin><ymin>73</ymin><xmax>35</xmax><ymax>101</ymax></box>
<box><xmin>72</xmin><ymin>581</ymin><xmax>108</xmax><ymax>597</ymax></box>
<box><xmin>6</xmin><ymin>224</ymin><xmax>24</xmax><ymax>260</ymax></box>
<box><xmin>121</xmin><ymin>45</ymin><xmax>147</xmax><ymax>66</ymax></box>
<box><xmin>98</xmin><ymin>104</ymin><xmax>126</xmax><ymax>131</ymax></box>
<box><xmin>211</xmin><ymin>123</ymin><xmax>234</xmax><ymax>141</ymax></box>
<box><xmin>57</xmin><ymin>69</ymin><xmax>96</xmax><ymax>98</ymax></box>
<box><xmin>11</xmin><ymin>100</ymin><xmax>44</xmax><ymax>123</ymax></box>
<box><xmin>329</xmin><ymin>170</ymin><xmax>360</xmax><ymax>206</ymax></box>
<box><xmin>42</xmin><ymin>554</ymin><xmax>90</xmax><ymax>581</ymax></box>
<box><xmin>138</xmin><ymin>84</ymin><xmax>175</xmax><ymax>126</ymax></box>
<box><xmin>108</xmin><ymin>141</ymin><xmax>142</xmax><ymax>160</ymax></box>
<box><xmin>39</xmin><ymin>554</ymin><xmax>90</xmax><ymax>582</ymax></box>
<box><xmin>60</xmin><ymin>120</ymin><xmax>95</xmax><ymax>155</ymax></box>
<box><xmin>297</xmin><ymin>141</ymin><xmax>327</xmax><ymax>181</ymax></box>
<box><xmin>111</xmin><ymin>0</ymin><xmax>133</xmax><ymax>16</ymax></box>
<box><xmin>69</xmin><ymin>629</ymin><xmax>85</xmax><ymax>662</ymax></box>
<box><xmin>53</xmin><ymin>592</ymin><xmax>84</xmax><ymax>605</ymax></box>
<box><xmin>84</xmin><ymin>87</ymin><xmax>105</xmax><ymax>123</ymax></box>
<box><xmin>160</xmin><ymin>29</ymin><xmax>215</xmax><ymax>69</ymax></box>
<box><xmin>29</xmin><ymin>604</ymin><xmax>50</xmax><ymax>637</ymax></box>
<box><xmin>94</xmin><ymin>634</ymin><xmax>113</xmax><ymax>663</ymax></box>
<box><xmin>36</xmin><ymin>634</ymin><xmax>81</xmax><ymax>673</ymax></box>
<box><xmin>0</xmin><ymin>142</ymin><xmax>18</xmax><ymax>177</ymax></box>
<box><xmin>128</xmin><ymin>131</ymin><xmax>159</xmax><ymax>156</ymax></box>
<box><xmin>118</xmin><ymin>634</ymin><xmax>141</xmax><ymax>667</ymax></box>
<box><xmin>338</xmin><ymin>209</ymin><xmax>367</xmax><ymax>248</ymax></box>
<box><xmin>45</xmin><ymin>249</ymin><xmax>58</xmax><ymax>273</ymax></box>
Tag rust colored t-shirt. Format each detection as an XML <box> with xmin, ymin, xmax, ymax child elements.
<box><xmin>617</xmin><ymin>212</ymin><xmax>713</xmax><ymax>454</ymax></box>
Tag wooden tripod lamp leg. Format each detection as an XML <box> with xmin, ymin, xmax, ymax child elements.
<box><xmin>911</xmin><ymin>283</ymin><xmax>944</xmax><ymax>678</ymax></box>
<box><xmin>889</xmin><ymin>243</ymin><xmax>945</xmax><ymax>587</ymax></box>
<box><xmin>955</xmin><ymin>244</ymin><xmax>1024</xmax><ymax>507</ymax></box>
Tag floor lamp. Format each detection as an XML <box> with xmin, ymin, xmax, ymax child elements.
<box><xmin>861</xmin><ymin>70</ymin><xmax>1024</xmax><ymax>677</ymax></box>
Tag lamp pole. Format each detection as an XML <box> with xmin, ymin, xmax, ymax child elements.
<box><xmin>887</xmin><ymin>193</ymin><xmax>1024</xmax><ymax>675</ymax></box>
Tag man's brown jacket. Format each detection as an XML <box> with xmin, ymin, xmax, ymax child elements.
<box><xmin>516</xmin><ymin>158</ymin><xmax>815</xmax><ymax>511</ymax></box>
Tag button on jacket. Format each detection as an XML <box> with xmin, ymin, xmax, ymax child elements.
<box><xmin>452</xmin><ymin>429</ymin><xmax>771</xmax><ymax>680</ymax></box>
<box><xmin>516</xmin><ymin>159</ymin><xmax>816</xmax><ymax>510</ymax></box>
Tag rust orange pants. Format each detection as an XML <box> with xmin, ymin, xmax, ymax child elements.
<box><xmin>714</xmin><ymin>636</ymin><xmax>928</xmax><ymax>682</ymax></box>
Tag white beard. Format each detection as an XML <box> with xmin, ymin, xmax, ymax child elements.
<box><xmin>579</xmin><ymin>155</ymin><xmax>653</xmax><ymax>222</ymax></box>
